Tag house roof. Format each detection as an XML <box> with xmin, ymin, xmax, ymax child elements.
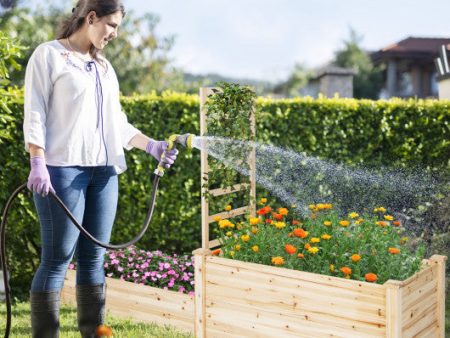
<box><xmin>371</xmin><ymin>37</ymin><xmax>450</xmax><ymax>63</ymax></box>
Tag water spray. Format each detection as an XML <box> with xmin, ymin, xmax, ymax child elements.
<box><xmin>0</xmin><ymin>133</ymin><xmax>195</xmax><ymax>338</ymax></box>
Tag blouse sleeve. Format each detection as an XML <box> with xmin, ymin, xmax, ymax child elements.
<box><xmin>23</xmin><ymin>45</ymin><xmax>52</xmax><ymax>152</ymax></box>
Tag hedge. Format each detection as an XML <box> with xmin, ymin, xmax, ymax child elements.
<box><xmin>0</xmin><ymin>89</ymin><xmax>449</xmax><ymax>298</ymax></box>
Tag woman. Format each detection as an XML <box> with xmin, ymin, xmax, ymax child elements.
<box><xmin>23</xmin><ymin>1</ymin><xmax>177</xmax><ymax>337</ymax></box>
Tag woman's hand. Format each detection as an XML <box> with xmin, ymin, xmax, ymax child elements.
<box><xmin>27</xmin><ymin>156</ymin><xmax>55</xmax><ymax>196</ymax></box>
<box><xmin>146</xmin><ymin>140</ymin><xmax>178</xmax><ymax>169</ymax></box>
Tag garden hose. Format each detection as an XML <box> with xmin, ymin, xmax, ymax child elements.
<box><xmin>0</xmin><ymin>133</ymin><xmax>195</xmax><ymax>338</ymax></box>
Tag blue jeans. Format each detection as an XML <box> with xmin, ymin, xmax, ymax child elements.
<box><xmin>31</xmin><ymin>166</ymin><xmax>118</xmax><ymax>292</ymax></box>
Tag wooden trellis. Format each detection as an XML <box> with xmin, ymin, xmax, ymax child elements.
<box><xmin>199</xmin><ymin>87</ymin><xmax>256</xmax><ymax>250</ymax></box>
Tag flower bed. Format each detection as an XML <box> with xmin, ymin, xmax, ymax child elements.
<box><xmin>213</xmin><ymin>200</ymin><xmax>426</xmax><ymax>284</ymax></box>
<box><xmin>191</xmin><ymin>199</ymin><xmax>447</xmax><ymax>337</ymax></box>
<box><xmin>62</xmin><ymin>247</ymin><xmax>195</xmax><ymax>333</ymax></box>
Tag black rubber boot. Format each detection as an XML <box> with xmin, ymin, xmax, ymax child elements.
<box><xmin>30</xmin><ymin>290</ymin><xmax>60</xmax><ymax>338</ymax></box>
<box><xmin>76</xmin><ymin>284</ymin><xmax>106</xmax><ymax>338</ymax></box>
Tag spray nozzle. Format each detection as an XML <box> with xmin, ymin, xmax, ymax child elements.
<box><xmin>154</xmin><ymin>133</ymin><xmax>196</xmax><ymax>177</ymax></box>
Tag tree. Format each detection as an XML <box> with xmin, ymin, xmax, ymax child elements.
<box><xmin>0</xmin><ymin>3</ymin><xmax>181</xmax><ymax>94</ymax></box>
<box><xmin>333</xmin><ymin>28</ymin><xmax>384</xmax><ymax>99</ymax></box>
<box><xmin>272</xmin><ymin>63</ymin><xmax>313</xmax><ymax>97</ymax></box>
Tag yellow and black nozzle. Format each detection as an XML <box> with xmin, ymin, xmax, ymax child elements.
<box><xmin>154</xmin><ymin>133</ymin><xmax>195</xmax><ymax>177</ymax></box>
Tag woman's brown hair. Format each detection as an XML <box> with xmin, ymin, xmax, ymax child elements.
<box><xmin>56</xmin><ymin>0</ymin><xmax>125</xmax><ymax>62</ymax></box>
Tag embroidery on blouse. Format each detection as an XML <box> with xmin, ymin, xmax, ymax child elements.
<box><xmin>60</xmin><ymin>51</ymin><xmax>83</xmax><ymax>71</ymax></box>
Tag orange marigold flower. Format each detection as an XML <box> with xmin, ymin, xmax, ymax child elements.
<box><xmin>376</xmin><ymin>221</ymin><xmax>387</xmax><ymax>227</ymax></box>
<box><xmin>293</xmin><ymin>228</ymin><xmax>308</xmax><ymax>239</ymax></box>
<box><xmin>304</xmin><ymin>243</ymin><xmax>311</xmax><ymax>250</ymax></box>
<box><xmin>211</xmin><ymin>249</ymin><xmax>221</xmax><ymax>256</ymax></box>
<box><xmin>278</xmin><ymin>207</ymin><xmax>289</xmax><ymax>216</ymax></box>
<box><xmin>297</xmin><ymin>253</ymin><xmax>305</xmax><ymax>259</ymax></box>
<box><xmin>351</xmin><ymin>254</ymin><xmax>361</xmax><ymax>262</ymax></box>
<box><xmin>340</xmin><ymin>266</ymin><xmax>352</xmax><ymax>275</ymax></box>
<box><xmin>273</xmin><ymin>213</ymin><xmax>283</xmax><ymax>221</ymax></box>
<box><xmin>266</xmin><ymin>219</ymin><xmax>273</xmax><ymax>224</ymax></box>
<box><xmin>339</xmin><ymin>220</ymin><xmax>350</xmax><ymax>227</ymax></box>
<box><xmin>96</xmin><ymin>325</ymin><xmax>112</xmax><ymax>337</ymax></box>
<box><xmin>257</xmin><ymin>206</ymin><xmax>271</xmax><ymax>215</ymax></box>
<box><xmin>365</xmin><ymin>273</ymin><xmax>378</xmax><ymax>282</ymax></box>
<box><xmin>392</xmin><ymin>220</ymin><xmax>401</xmax><ymax>227</ymax></box>
<box><xmin>310</xmin><ymin>213</ymin><xmax>316</xmax><ymax>219</ymax></box>
<box><xmin>271</xmin><ymin>256</ymin><xmax>285</xmax><ymax>265</ymax></box>
<box><xmin>292</xmin><ymin>220</ymin><xmax>301</xmax><ymax>226</ymax></box>
<box><xmin>388</xmin><ymin>247</ymin><xmax>400</xmax><ymax>254</ymax></box>
<box><xmin>251</xmin><ymin>227</ymin><xmax>258</xmax><ymax>234</ymax></box>
<box><xmin>284</xmin><ymin>244</ymin><xmax>297</xmax><ymax>255</ymax></box>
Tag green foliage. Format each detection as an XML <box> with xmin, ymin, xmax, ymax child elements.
<box><xmin>1</xmin><ymin>90</ymin><xmax>449</xmax><ymax>299</ymax></box>
<box><xmin>333</xmin><ymin>28</ymin><xmax>384</xmax><ymax>99</ymax></box>
<box><xmin>202</xmin><ymin>83</ymin><xmax>256</xmax><ymax>209</ymax></box>
<box><xmin>216</xmin><ymin>202</ymin><xmax>426</xmax><ymax>284</ymax></box>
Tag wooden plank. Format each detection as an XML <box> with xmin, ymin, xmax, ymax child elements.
<box><xmin>403</xmin><ymin>306</ymin><xmax>438</xmax><ymax>338</ymax></box>
<box><xmin>208</xmin><ymin>238</ymin><xmax>221</xmax><ymax>249</ymax></box>
<box><xmin>402</xmin><ymin>280</ymin><xmax>437</xmax><ymax>312</ymax></box>
<box><xmin>207</xmin><ymin>206</ymin><xmax>250</xmax><ymax>223</ymax></box>
<box><xmin>401</xmin><ymin>264</ymin><xmax>435</xmax><ymax>297</ymax></box>
<box><xmin>194</xmin><ymin>249</ymin><xmax>208</xmax><ymax>338</ymax></box>
<box><xmin>385</xmin><ymin>280</ymin><xmax>403</xmax><ymax>338</ymax></box>
<box><xmin>209</xmin><ymin>183</ymin><xmax>249</xmax><ymax>197</ymax></box>
<box><xmin>402</xmin><ymin>299</ymin><xmax>437</xmax><ymax>334</ymax></box>
<box><xmin>207</xmin><ymin>256</ymin><xmax>386</xmax><ymax>296</ymax></box>
<box><xmin>429</xmin><ymin>255</ymin><xmax>447</xmax><ymax>338</ymax></box>
<box><xmin>400</xmin><ymin>260</ymin><xmax>433</xmax><ymax>288</ymax></box>
<box><xmin>402</xmin><ymin>288</ymin><xmax>437</xmax><ymax>328</ymax></box>
<box><xmin>205</xmin><ymin>298</ymin><xmax>384</xmax><ymax>338</ymax></box>
<box><xmin>200</xmin><ymin>87</ymin><xmax>211</xmax><ymax>251</ymax></box>
<box><xmin>205</xmin><ymin>272</ymin><xmax>386</xmax><ymax>326</ymax></box>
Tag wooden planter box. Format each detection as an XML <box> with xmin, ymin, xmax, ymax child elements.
<box><xmin>193</xmin><ymin>251</ymin><xmax>447</xmax><ymax>338</ymax></box>
<box><xmin>61</xmin><ymin>269</ymin><xmax>194</xmax><ymax>334</ymax></box>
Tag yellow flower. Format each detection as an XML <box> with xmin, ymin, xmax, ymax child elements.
<box><xmin>274</xmin><ymin>222</ymin><xmax>286</xmax><ymax>229</ymax></box>
<box><xmin>307</xmin><ymin>247</ymin><xmax>319</xmax><ymax>254</ymax></box>
<box><xmin>374</xmin><ymin>207</ymin><xmax>386</xmax><ymax>213</ymax></box>
<box><xmin>323</xmin><ymin>221</ymin><xmax>332</xmax><ymax>226</ymax></box>
<box><xmin>225</xmin><ymin>205</ymin><xmax>232</xmax><ymax>211</ymax></box>
<box><xmin>249</xmin><ymin>217</ymin><xmax>260</xmax><ymax>225</ymax></box>
<box><xmin>252</xmin><ymin>245</ymin><xmax>259</xmax><ymax>252</ymax></box>
<box><xmin>330</xmin><ymin>264</ymin><xmax>335</xmax><ymax>272</ymax></box>
<box><xmin>308</xmin><ymin>204</ymin><xmax>316</xmax><ymax>210</ymax></box>
<box><xmin>349</xmin><ymin>212</ymin><xmax>359</xmax><ymax>219</ymax></box>
<box><xmin>376</xmin><ymin>221</ymin><xmax>387</xmax><ymax>227</ymax></box>
<box><xmin>241</xmin><ymin>234</ymin><xmax>250</xmax><ymax>242</ymax></box>
<box><xmin>355</xmin><ymin>218</ymin><xmax>364</xmax><ymax>225</ymax></box>
<box><xmin>251</xmin><ymin>227</ymin><xmax>258</xmax><ymax>234</ymax></box>
<box><xmin>384</xmin><ymin>215</ymin><xmax>394</xmax><ymax>221</ymax></box>
<box><xmin>310</xmin><ymin>237</ymin><xmax>320</xmax><ymax>243</ymax></box>
<box><xmin>271</xmin><ymin>256</ymin><xmax>285</xmax><ymax>265</ymax></box>
<box><xmin>321</xmin><ymin>234</ymin><xmax>331</xmax><ymax>240</ymax></box>
<box><xmin>226</xmin><ymin>231</ymin><xmax>232</xmax><ymax>237</ymax></box>
<box><xmin>218</xmin><ymin>220</ymin><xmax>230</xmax><ymax>229</ymax></box>
<box><xmin>234</xmin><ymin>244</ymin><xmax>241</xmax><ymax>251</ymax></box>
<box><xmin>351</xmin><ymin>254</ymin><xmax>361</xmax><ymax>262</ymax></box>
<box><xmin>229</xmin><ymin>251</ymin><xmax>235</xmax><ymax>257</ymax></box>
<box><xmin>213</xmin><ymin>216</ymin><xmax>222</xmax><ymax>222</ymax></box>
<box><xmin>339</xmin><ymin>220</ymin><xmax>350</xmax><ymax>227</ymax></box>
<box><xmin>259</xmin><ymin>198</ymin><xmax>267</xmax><ymax>204</ymax></box>
<box><xmin>291</xmin><ymin>204</ymin><xmax>296</xmax><ymax>209</ymax></box>
<box><xmin>400</xmin><ymin>236</ymin><xmax>409</xmax><ymax>244</ymax></box>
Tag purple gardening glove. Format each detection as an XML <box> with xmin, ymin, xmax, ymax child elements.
<box><xmin>27</xmin><ymin>156</ymin><xmax>55</xmax><ymax>197</ymax></box>
<box><xmin>146</xmin><ymin>139</ymin><xmax>178</xmax><ymax>169</ymax></box>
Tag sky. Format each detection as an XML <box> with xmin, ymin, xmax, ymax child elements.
<box><xmin>27</xmin><ymin>0</ymin><xmax>450</xmax><ymax>82</ymax></box>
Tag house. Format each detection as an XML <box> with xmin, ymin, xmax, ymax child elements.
<box><xmin>371</xmin><ymin>37</ymin><xmax>450</xmax><ymax>98</ymax></box>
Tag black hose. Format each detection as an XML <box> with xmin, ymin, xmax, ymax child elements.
<box><xmin>1</xmin><ymin>174</ymin><xmax>161</xmax><ymax>338</ymax></box>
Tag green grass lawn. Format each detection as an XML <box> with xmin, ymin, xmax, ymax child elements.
<box><xmin>0</xmin><ymin>302</ymin><xmax>194</xmax><ymax>338</ymax></box>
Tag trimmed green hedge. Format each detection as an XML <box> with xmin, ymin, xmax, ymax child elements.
<box><xmin>1</xmin><ymin>89</ymin><xmax>449</xmax><ymax>298</ymax></box>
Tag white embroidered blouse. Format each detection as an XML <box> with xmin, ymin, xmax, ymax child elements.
<box><xmin>23</xmin><ymin>40</ymin><xmax>141</xmax><ymax>174</ymax></box>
